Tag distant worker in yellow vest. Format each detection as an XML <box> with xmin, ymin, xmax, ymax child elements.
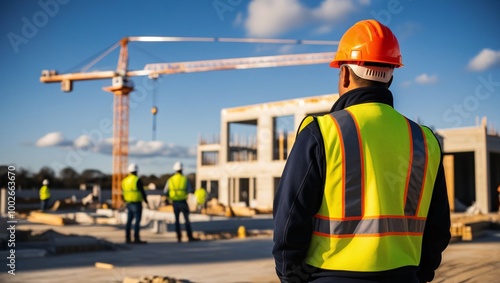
<box><xmin>273</xmin><ymin>19</ymin><xmax>451</xmax><ymax>283</ymax></box>
<box><xmin>122</xmin><ymin>163</ymin><xmax>149</xmax><ymax>244</ymax></box>
<box><xmin>163</xmin><ymin>161</ymin><xmax>199</xmax><ymax>243</ymax></box>
<box><xmin>194</xmin><ymin>187</ymin><xmax>208</xmax><ymax>213</ymax></box>
<box><xmin>39</xmin><ymin>179</ymin><xmax>51</xmax><ymax>211</ymax></box>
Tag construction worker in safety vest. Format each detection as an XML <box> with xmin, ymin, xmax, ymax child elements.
<box><xmin>163</xmin><ymin>161</ymin><xmax>200</xmax><ymax>242</ymax></box>
<box><xmin>39</xmin><ymin>179</ymin><xmax>51</xmax><ymax>211</ymax></box>
<box><xmin>194</xmin><ymin>187</ymin><xmax>208</xmax><ymax>213</ymax></box>
<box><xmin>273</xmin><ymin>19</ymin><xmax>451</xmax><ymax>283</ymax></box>
<box><xmin>122</xmin><ymin>163</ymin><xmax>149</xmax><ymax>244</ymax></box>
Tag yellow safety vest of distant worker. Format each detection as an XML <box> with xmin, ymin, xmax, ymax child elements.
<box><xmin>168</xmin><ymin>173</ymin><xmax>188</xmax><ymax>201</ymax></box>
<box><xmin>301</xmin><ymin>104</ymin><xmax>442</xmax><ymax>271</ymax></box>
<box><xmin>122</xmin><ymin>174</ymin><xmax>143</xmax><ymax>203</ymax></box>
<box><xmin>39</xmin><ymin>185</ymin><xmax>51</xmax><ymax>200</ymax></box>
<box><xmin>195</xmin><ymin>187</ymin><xmax>208</xmax><ymax>205</ymax></box>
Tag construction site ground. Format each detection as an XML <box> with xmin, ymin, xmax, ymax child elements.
<box><xmin>1</xmin><ymin>214</ymin><xmax>499</xmax><ymax>283</ymax></box>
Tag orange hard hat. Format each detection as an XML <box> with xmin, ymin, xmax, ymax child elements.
<box><xmin>330</xmin><ymin>19</ymin><xmax>403</xmax><ymax>68</ymax></box>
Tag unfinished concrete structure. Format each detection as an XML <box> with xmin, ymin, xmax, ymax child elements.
<box><xmin>438</xmin><ymin>120</ymin><xmax>500</xmax><ymax>213</ymax></box>
<box><xmin>197</xmin><ymin>95</ymin><xmax>500</xmax><ymax>213</ymax></box>
<box><xmin>196</xmin><ymin>94</ymin><xmax>338</xmax><ymax>211</ymax></box>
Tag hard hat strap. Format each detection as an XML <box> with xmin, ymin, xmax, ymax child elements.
<box><xmin>343</xmin><ymin>64</ymin><xmax>394</xmax><ymax>83</ymax></box>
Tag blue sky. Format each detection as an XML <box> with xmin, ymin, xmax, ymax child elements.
<box><xmin>1</xmin><ymin>0</ymin><xmax>499</xmax><ymax>176</ymax></box>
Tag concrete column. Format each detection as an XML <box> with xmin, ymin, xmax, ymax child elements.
<box><xmin>443</xmin><ymin>155</ymin><xmax>455</xmax><ymax>211</ymax></box>
<box><xmin>475</xmin><ymin>147</ymin><xmax>490</xmax><ymax>213</ymax></box>
<box><xmin>257</xmin><ymin>113</ymin><xmax>272</xmax><ymax>163</ymax></box>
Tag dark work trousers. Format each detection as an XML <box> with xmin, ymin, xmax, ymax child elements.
<box><xmin>41</xmin><ymin>198</ymin><xmax>50</xmax><ymax>211</ymax></box>
<box><xmin>173</xmin><ymin>200</ymin><xmax>194</xmax><ymax>241</ymax></box>
<box><xmin>125</xmin><ymin>202</ymin><xmax>143</xmax><ymax>241</ymax></box>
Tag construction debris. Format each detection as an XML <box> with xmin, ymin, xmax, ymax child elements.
<box><xmin>230</xmin><ymin>206</ymin><xmax>256</xmax><ymax>217</ymax></box>
<box><xmin>205</xmin><ymin>199</ymin><xmax>226</xmax><ymax>216</ymax></box>
<box><xmin>123</xmin><ymin>275</ymin><xmax>191</xmax><ymax>283</ymax></box>
<box><xmin>95</xmin><ymin>262</ymin><xmax>114</xmax><ymax>269</ymax></box>
<box><xmin>27</xmin><ymin>211</ymin><xmax>74</xmax><ymax>226</ymax></box>
<box><xmin>450</xmin><ymin>213</ymin><xmax>499</xmax><ymax>241</ymax></box>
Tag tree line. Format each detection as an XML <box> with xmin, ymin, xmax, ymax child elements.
<box><xmin>0</xmin><ymin>165</ymin><xmax>195</xmax><ymax>191</ymax></box>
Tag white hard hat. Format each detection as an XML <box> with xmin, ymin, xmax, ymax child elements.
<box><xmin>128</xmin><ymin>163</ymin><xmax>138</xmax><ymax>173</ymax></box>
<box><xmin>173</xmin><ymin>161</ymin><xmax>183</xmax><ymax>171</ymax></box>
<box><xmin>42</xmin><ymin>179</ymin><xmax>49</xmax><ymax>185</ymax></box>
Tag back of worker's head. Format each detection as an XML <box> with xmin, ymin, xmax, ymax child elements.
<box><xmin>331</xmin><ymin>19</ymin><xmax>403</xmax><ymax>91</ymax></box>
<box><xmin>42</xmin><ymin>179</ymin><xmax>49</xmax><ymax>185</ymax></box>
<box><xmin>173</xmin><ymin>161</ymin><xmax>183</xmax><ymax>172</ymax></box>
<box><xmin>128</xmin><ymin>163</ymin><xmax>138</xmax><ymax>174</ymax></box>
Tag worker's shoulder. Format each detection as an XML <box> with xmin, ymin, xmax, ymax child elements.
<box><xmin>297</xmin><ymin>115</ymin><xmax>324</xmax><ymax>136</ymax></box>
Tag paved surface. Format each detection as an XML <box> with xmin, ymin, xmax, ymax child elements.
<box><xmin>1</xmin><ymin>217</ymin><xmax>500</xmax><ymax>283</ymax></box>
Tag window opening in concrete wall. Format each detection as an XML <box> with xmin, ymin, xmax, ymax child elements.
<box><xmin>239</xmin><ymin>178</ymin><xmax>250</xmax><ymax>206</ymax></box>
<box><xmin>252</xmin><ymin>177</ymin><xmax>257</xmax><ymax>200</ymax></box>
<box><xmin>210</xmin><ymin>180</ymin><xmax>219</xmax><ymax>200</ymax></box>
<box><xmin>454</xmin><ymin>152</ymin><xmax>476</xmax><ymax>210</ymax></box>
<box><xmin>227</xmin><ymin>120</ymin><xmax>257</xmax><ymax>162</ymax></box>
<box><xmin>201</xmin><ymin>151</ymin><xmax>219</xmax><ymax>166</ymax></box>
<box><xmin>273</xmin><ymin>115</ymin><xmax>294</xmax><ymax>160</ymax></box>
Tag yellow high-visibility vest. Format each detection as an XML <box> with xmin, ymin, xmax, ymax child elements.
<box><xmin>303</xmin><ymin>102</ymin><xmax>442</xmax><ymax>272</ymax></box>
<box><xmin>195</xmin><ymin>188</ymin><xmax>207</xmax><ymax>205</ymax></box>
<box><xmin>168</xmin><ymin>173</ymin><xmax>188</xmax><ymax>201</ymax></box>
<box><xmin>39</xmin><ymin>185</ymin><xmax>51</xmax><ymax>200</ymax></box>
<box><xmin>122</xmin><ymin>174</ymin><xmax>143</xmax><ymax>203</ymax></box>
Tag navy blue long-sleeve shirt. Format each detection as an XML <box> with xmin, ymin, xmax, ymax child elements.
<box><xmin>273</xmin><ymin>87</ymin><xmax>451</xmax><ymax>283</ymax></box>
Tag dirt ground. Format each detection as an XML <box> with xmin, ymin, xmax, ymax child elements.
<box><xmin>433</xmin><ymin>230</ymin><xmax>500</xmax><ymax>283</ymax></box>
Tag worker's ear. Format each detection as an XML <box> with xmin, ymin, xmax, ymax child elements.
<box><xmin>341</xmin><ymin>65</ymin><xmax>351</xmax><ymax>88</ymax></box>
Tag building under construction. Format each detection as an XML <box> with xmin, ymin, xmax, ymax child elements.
<box><xmin>196</xmin><ymin>94</ymin><xmax>500</xmax><ymax>214</ymax></box>
<box><xmin>196</xmin><ymin>93</ymin><xmax>338</xmax><ymax>212</ymax></box>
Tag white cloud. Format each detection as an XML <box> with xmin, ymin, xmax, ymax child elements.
<box><xmin>310</xmin><ymin>0</ymin><xmax>355</xmax><ymax>22</ymax></box>
<box><xmin>415</xmin><ymin>73</ymin><xmax>438</xmax><ymax>84</ymax></box>
<box><xmin>73</xmin><ymin>135</ymin><xmax>94</xmax><ymax>149</ymax></box>
<box><xmin>36</xmin><ymin>132</ymin><xmax>70</xmax><ymax>147</ymax></box>
<box><xmin>468</xmin><ymin>48</ymin><xmax>500</xmax><ymax>72</ymax></box>
<box><xmin>245</xmin><ymin>0</ymin><xmax>306</xmax><ymax>37</ymax></box>
<box><xmin>242</xmin><ymin>0</ymin><xmax>367</xmax><ymax>37</ymax></box>
<box><xmin>35</xmin><ymin>132</ymin><xmax>195</xmax><ymax>159</ymax></box>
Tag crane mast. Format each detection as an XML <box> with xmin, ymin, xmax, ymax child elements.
<box><xmin>40</xmin><ymin>37</ymin><xmax>336</xmax><ymax>209</ymax></box>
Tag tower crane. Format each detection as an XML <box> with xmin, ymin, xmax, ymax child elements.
<box><xmin>40</xmin><ymin>36</ymin><xmax>337</xmax><ymax>209</ymax></box>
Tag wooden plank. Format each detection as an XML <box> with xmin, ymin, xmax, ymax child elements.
<box><xmin>27</xmin><ymin>212</ymin><xmax>66</xmax><ymax>226</ymax></box>
<box><xmin>95</xmin><ymin>262</ymin><xmax>114</xmax><ymax>269</ymax></box>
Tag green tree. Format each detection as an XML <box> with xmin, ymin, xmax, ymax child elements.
<box><xmin>34</xmin><ymin>166</ymin><xmax>57</xmax><ymax>188</ymax></box>
<box><xmin>60</xmin><ymin>167</ymin><xmax>79</xmax><ymax>189</ymax></box>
